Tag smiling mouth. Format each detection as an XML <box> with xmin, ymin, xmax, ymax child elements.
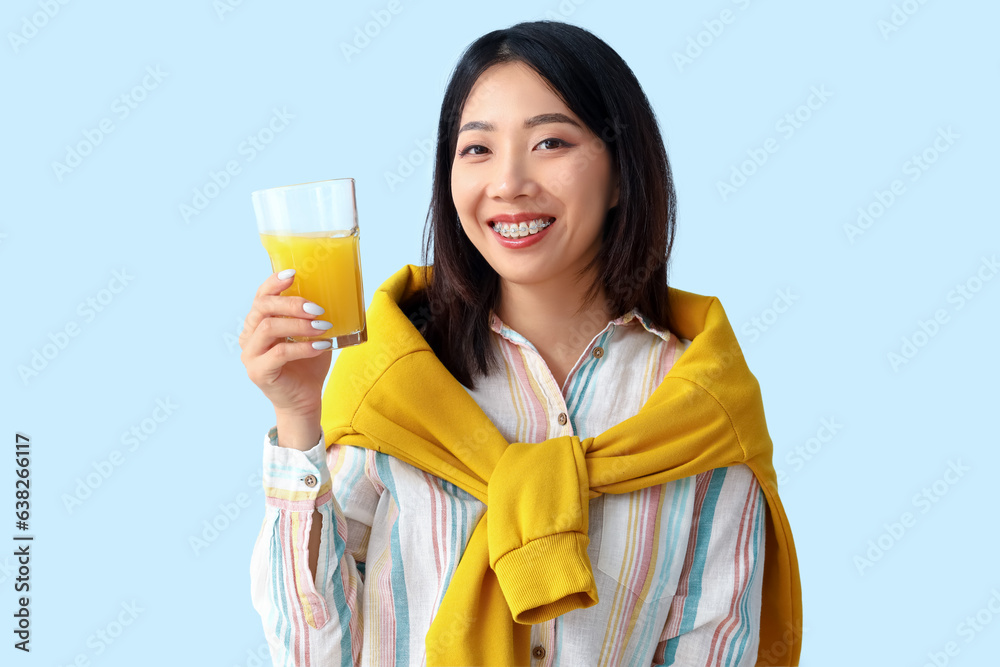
<box><xmin>489</xmin><ymin>217</ymin><xmax>556</xmax><ymax>238</ymax></box>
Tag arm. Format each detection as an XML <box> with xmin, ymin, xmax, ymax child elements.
<box><xmin>250</xmin><ymin>425</ymin><xmax>378</xmax><ymax>666</ymax></box>
<box><xmin>652</xmin><ymin>464</ymin><xmax>767</xmax><ymax>667</ymax></box>
<box><xmin>274</xmin><ymin>410</ymin><xmax>326</xmax><ymax>583</ymax></box>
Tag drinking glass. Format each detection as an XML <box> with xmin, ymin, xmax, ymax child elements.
<box><xmin>252</xmin><ymin>178</ymin><xmax>367</xmax><ymax>348</ymax></box>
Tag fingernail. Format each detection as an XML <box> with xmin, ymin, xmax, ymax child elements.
<box><xmin>277</xmin><ymin>269</ymin><xmax>296</xmax><ymax>280</ymax></box>
<box><xmin>312</xmin><ymin>340</ymin><xmax>332</xmax><ymax>350</ymax></box>
<box><xmin>303</xmin><ymin>302</ymin><xmax>324</xmax><ymax>315</ymax></box>
<box><xmin>310</xmin><ymin>320</ymin><xmax>333</xmax><ymax>330</ymax></box>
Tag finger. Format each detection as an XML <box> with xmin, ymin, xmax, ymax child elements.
<box><xmin>242</xmin><ymin>272</ymin><xmax>325</xmax><ymax>349</ymax></box>
<box><xmin>243</xmin><ymin>270</ymin><xmax>300</xmax><ymax>349</ymax></box>
<box><xmin>242</xmin><ymin>314</ymin><xmax>333</xmax><ymax>359</ymax></box>
<box><xmin>244</xmin><ymin>338</ymin><xmax>332</xmax><ymax>389</ymax></box>
<box><xmin>259</xmin><ymin>338</ymin><xmax>333</xmax><ymax>371</ymax></box>
<box><xmin>242</xmin><ymin>296</ymin><xmax>324</xmax><ymax>347</ymax></box>
<box><xmin>255</xmin><ymin>268</ymin><xmax>298</xmax><ymax>299</ymax></box>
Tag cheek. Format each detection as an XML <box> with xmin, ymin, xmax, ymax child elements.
<box><xmin>550</xmin><ymin>151</ymin><xmax>613</xmax><ymax>203</ymax></box>
<box><xmin>450</xmin><ymin>169</ymin><xmax>474</xmax><ymax>213</ymax></box>
<box><xmin>581</xmin><ymin>158</ymin><xmax>616</xmax><ymax>205</ymax></box>
<box><xmin>569</xmin><ymin>152</ymin><xmax>594</xmax><ymax>173</ymax></box>
<box><xmin>543</xmin><ymin>164</ymin><xmax>578</xmax><ymax>200</ymax></box>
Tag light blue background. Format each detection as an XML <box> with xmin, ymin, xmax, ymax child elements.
<box><xmin>3</xmin><ymin>0</ymin><xmax>999</xmax><ymax>665</ymax></box>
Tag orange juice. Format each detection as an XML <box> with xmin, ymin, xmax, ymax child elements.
<box><xmin>259</xmin><ymin>231</ymin><xmax>365</xmax><ymax>341</ymax></box>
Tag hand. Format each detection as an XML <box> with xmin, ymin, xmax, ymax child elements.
<box><xmin>240</xmin><ymin>270</ymin><xmax>333</xmax><ymax>418</ymax></box>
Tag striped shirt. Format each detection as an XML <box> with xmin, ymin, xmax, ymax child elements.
<box><xmin>250</xmin><ymin>307</ymin><xmax>767</xmax><ymax>666</ymax></box>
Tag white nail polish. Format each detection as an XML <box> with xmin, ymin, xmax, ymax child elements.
<box><xmin>310</xmin><ymin>320</ymin><xmax>333</xmax><ymax>330</ymax></box>
<box><xmin>277</xmin><ymin>269</ymin><xmax>295</xmax><ymax>280</ymax></box>
<box><xmin>312</xmin><ymin>340</ymin><xmax>332</xmax><ymax>350</ymax></box>
<box><xmin>303</xmin><ymin>301</ymin><xmax>324</xmax><ymax>315</ymax></box>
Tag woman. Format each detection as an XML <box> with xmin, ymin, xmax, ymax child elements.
<box><xmin>243</xmin><ymin>21</ymin><xmax>801</xmax><ymax>667</ymax></box>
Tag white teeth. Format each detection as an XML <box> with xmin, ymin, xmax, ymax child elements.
<box><xmin>492</xmin><ymin>218</ymin><xmax>553</xmax><ymax>238</ymax></box>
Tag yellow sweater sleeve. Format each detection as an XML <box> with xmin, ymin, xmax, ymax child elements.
<box><xmin>487</xmin><ymin>435</ymin><xmax>598</xmax><ymax>624</ymax></box>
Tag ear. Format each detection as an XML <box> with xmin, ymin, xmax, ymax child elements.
<box><xmin>611</xmin><ymin>176</ymin><xmax>620</xmax><ymax>208</ymax></box>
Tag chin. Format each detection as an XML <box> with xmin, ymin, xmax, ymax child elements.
<box><xmin>492</xmin><ymin>262</ymin><xmax>556</xmax><ymax>287</ymax></box>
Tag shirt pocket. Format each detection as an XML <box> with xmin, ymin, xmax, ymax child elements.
<box><xmin>596</xmin><ymin>483</ymin><xmax>693</xmax><ymax>604</ymax></box>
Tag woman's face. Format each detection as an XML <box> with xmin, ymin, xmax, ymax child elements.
<box><xmin>451</xmin><ymin>61</ymin><xmax>619</xmax><ymax>294</ymax></box>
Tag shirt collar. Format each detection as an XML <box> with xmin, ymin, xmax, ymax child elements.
<box><xmin>488</xmin><ymin>307</ymin><xmax>675</xmax><ymax>346</ymax></box>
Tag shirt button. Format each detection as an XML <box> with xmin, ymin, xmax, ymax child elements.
<box><xmin>557</xmin><ymin>412</ymin><xmax>568</xmax><ymax>426</ymax></box>
<box><xmin>303</xmin><ymin>474</ymin><xmax>317</xmax><ymax>488</ymax></box>
<box><xmin>531</xmin><ymin>645</ymin><xmax>546</xmax><ymax>659</ymax></box>
<box><xmin>592</xmin><ymin>346</ymin><xmax>604</xmax><ymax>358</ymax></box>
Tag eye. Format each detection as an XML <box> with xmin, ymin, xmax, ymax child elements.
<box><xmin>537</xmin><ymin>137</ymin><xmax>571</xmax><ymax>150</ymax></box>
<box><xmin>457</xmin><ymin>144</ymin><xmax>488</xmax><ymax>157</ymax></box>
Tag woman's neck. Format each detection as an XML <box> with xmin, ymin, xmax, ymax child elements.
<box><xmin>495</xmin><ymin>275</ymin><xmax>612</xmax><ymax>388</ymax></box>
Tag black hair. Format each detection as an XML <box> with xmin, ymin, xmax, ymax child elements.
<box><xmin>406</xmin><ymin>20</ymin><xmax>677</xmax><ymax>389</ymax></box>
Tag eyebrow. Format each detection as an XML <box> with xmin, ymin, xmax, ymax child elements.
<box><xmin>458</xmin><ymin>113</ymin><xmax>582</xmax><ymax>134</ymax></box>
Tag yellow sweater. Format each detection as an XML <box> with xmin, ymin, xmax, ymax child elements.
<box><xmin>321</xmin><ymin>264</ymin><xmax>802</xmax><ymax>666</ymax></box>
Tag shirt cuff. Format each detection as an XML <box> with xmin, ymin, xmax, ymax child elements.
<box><xmin>261</xmin><ymin>426</ymin><xmax>332</xmax><ymax>509</ymax></box>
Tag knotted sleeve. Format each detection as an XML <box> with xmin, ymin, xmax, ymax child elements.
<box><xmin>486</xmin><ymin>435</ymin><xmax>598</xmax><ymax>624</ymax></box>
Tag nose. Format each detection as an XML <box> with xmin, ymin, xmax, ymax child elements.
<box><xmin>485</xmin><ymin>148</ymin><xmax>539</xmax><ymax>201</ymax></box>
